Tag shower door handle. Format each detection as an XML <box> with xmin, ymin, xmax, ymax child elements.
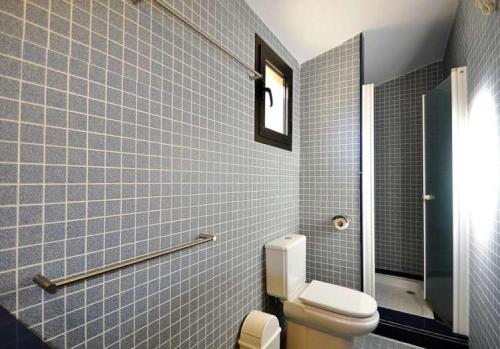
<box><xmin>422</xmin><ymin>194</ymin><xmax>435</xmax><ymax>201</ymax></box>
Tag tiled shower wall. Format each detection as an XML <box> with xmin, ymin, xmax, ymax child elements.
<box><xmin>444</xmin><ymin>1</ymin><xmax>500</xmax><ymax>348</ymax></box>
<box><xmin>374</xmin><ymin>62</ymin><xmax>443</xmax><ymax>276</ymax></box>
<box><xmin>300</xmin><ymin>35</ymin><xmax>362</xmax><ymax>290</ymax></box>
<box><xmin>0</xmin><ymin>0</ymin><xmax>300</xmax><ymax>348</ymax></box>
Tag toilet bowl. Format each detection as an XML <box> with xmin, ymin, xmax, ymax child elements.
<box><xmin>284</xmin><ymin>281</ymin><xmax>379</xmax><ymax>349</ymax></box>
<box><xmin>265</xmin><ymin>235</ymin><xmax>379</xmax><ymax>349</ymax></box>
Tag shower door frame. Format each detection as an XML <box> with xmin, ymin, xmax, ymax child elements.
<box><xmin>361</xmin><ymin>67</ymin><xmax>469</xmax><ymax>336</ymax></box>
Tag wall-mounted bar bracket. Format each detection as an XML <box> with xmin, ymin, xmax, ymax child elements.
<box><xmin>132</xmin><ymin>0</ymin><xmax>262</xmax><ymax>80</ymax></box>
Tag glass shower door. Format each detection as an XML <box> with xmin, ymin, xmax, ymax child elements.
<box><xmin>423</xmin><ymin>77</ymin><xmax>453</xmax><ymax>327</ymax></box>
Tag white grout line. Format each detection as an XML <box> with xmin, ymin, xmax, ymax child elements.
<box><xmin>40</xmin><ymin>0</ymin><xmax>49</xmax><ymax>340</ymax></box>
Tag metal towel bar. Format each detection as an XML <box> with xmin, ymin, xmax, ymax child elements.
<box><xmin>33</xmin><ymin>234</ymin><xmax>216</xmax><ymax>294</ymax></box>
<box><xmin>134</xmin><ymin>0</ymin><xmax>262</xmax><ymax>80</ymax></box>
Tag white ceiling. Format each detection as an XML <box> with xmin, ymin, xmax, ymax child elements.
<box><xmin>245</xmin><ymin>0</ymin><xmax>459</xmax><ymax>85</ymax></box>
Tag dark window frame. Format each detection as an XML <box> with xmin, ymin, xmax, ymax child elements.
<box><xmin>254</xmin><ymin>34</ymin><xmax>293</xmax><ymax>151</ymax></box>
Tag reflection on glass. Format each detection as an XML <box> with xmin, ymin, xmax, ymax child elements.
<box><xmin>265</xmin><ymin>64</ymin><xmax>286</xmax><ymax>134</ymax></box>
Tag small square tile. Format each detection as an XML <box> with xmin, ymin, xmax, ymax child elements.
<box><xmin>44</xmin><ymin>222</ymin><xmax>65</xmax><ymax>242</ymax></box>
<box><xmin>21</xmin><ymin>82</ymin><xmax>45</xmax><ymax>104</ymax></box>
<box><xmin>19</xmin><ymin>185</ymin><xmax>43</xmax><ymax>204</ymax></box>
<box><xmin>68</xmin><ymin>167</ymin><xmax>86</xmax><ymax>183</ymax></box>
<box><xmin>44</xmin><ymin>203</ymin><xmax>66</xmax><ymax>223</ymax></box>
<box><xmin>22</xmin><ymin>42</ymin><xmax>47</xmax><ymax>65</ymax></box>
<box><xmin>69</xmin><ymin>46</ymin><xmax>91</xmax><ymax>70</ymax></box>
<box><xmin>46</xmin><ymin>88</ymin><xmax>67</xmax><ymax>109</ymax></box>
<box><xmin>45</xmin><ymin>184</ymin><xmax>66</xmax><ymax>203</ymax></box>
<box><xmin>26</xmin><ymin>3</ymin><xmax>48</xmax><ymax>27</ymax></box>
<box><xmin>51</xmin><ymin>0</ymin><xmax>71</xmax><ymax>19</ymax></box>
<box><xmin>0</xmin><ymin>270</ymin><xmax>15</xmax><ymax>294</ymax></box>
<box><xmin>44</xmin><ymin>241</ymin><xmax>64</xmax><ymax>262</ymax></box>
<box><xmin>21</xmin><ymin>103</ymin><xmax>44</xmax><ymax>124</ymax></box>
<box><xmin>47</xmin><ymin>50</ymin><xmax>67</xmax><ymax>72</ymax></box>
<box><xmin>20</xmin><ymin>164</ymin><xmax>43</xmax><ymax>183</ymax></box>
<box><xmin>0</xmin><ymin>164</ymin><xmax>17</xmax><ymax>184</ymax></box>
<box><xmin>0</xmin><ymin>228</ymin><xmax>16</xmax><ymax>249</ymax></box>
<box><xmin>68</xmin><ymin>94</ymin><xmax>87</xmax><ymax>113</ymax></box>
<box><xmin>0</xmin><ymin>120</ymin><xmax>18</xmax><ymax>141</ymax></box>
<box><xmin>50</xmin><ymin>13</ymin><xmax>70</xmax><ymax>35</ymax></box>
<box><xmin>18</xmin><ymin>224</ymin><xmax>42</xmax><ymax>246</ymax></box>
<box><xmin>0</xmin><ymin>249</ymin><xmax>15</xmax><ymax>271</ymax></box>
<box><xmin>68</xmin><ymin>112</ymin><xmax>87</xmax><ymax>131</ymax></box>
<box><xmin>25</xmin><ymin>23</ymin><xmax>48</xmax><ymax>46</ymax></box>
<box><xmin>0</xmin><ymin>12</ymin><xmax>23</xmax><ymax>38</ymax></box>
<box><xmin>0</xmin><ymin>185</ymin><xmax>17</xmax><ymax>205</ymax></box>
<box><xmin>0</xmin><ymin>98</ymin><xmax>19</xmax><ymax>120</ymax></box>
<box><xmin>68</xmin><ymin>148</ymin><xmax>86</xmax><ymax>166</ymax></box>
<box><xmin>49</xmin><ymin>33</ymin><xmax>69</xmax><ymax>55</ymax></box>
<box><xmin>45</xmin><ymin>146</ymin><xmax>66</xmax><ymax>164</ymax></box>
<box><xmin>44</xmin><ymin>315</ymin><xmax>65</xmax><ymax>340</ymax></box>
<box><xmin>0</xmin><ymin>141</ymin><xmax>17</xmax><ymax>162</ymax></box>
<box><xmin>67</xmin><ymin>220</ymin><xmax>86</xmax><ymax>239</ymax></box>
<box><xmin>0</xmin><ymin>0</ymin><xmax>23</xmax><ymax>17</ymax></box>
<box><xmin>0</xmin><ymin>55</ymin><xmax>21</xmax><ymax>78</ymax></box>
<box><xmin>67</xmin><ymin>202</ymin><xmax>86</xmax><ymax>220</ymax></box>
<box><xmin>45</xmin><ymin>127</ymin><xmax>66</xmax><ymax>146</ymax></box>
<box><xmin>22</xmin><ymin>62</ymin><xmax>46</xmax><ymax>84</ymax></box>
<box><xmin>0</xmin><ymin>33</ymin><xmax>21</xmax><ymax>57</ymax></box>
<box><xmin>19</xmin><ymin>303</ymin><xmax>43</xmax><ymax>326</ymax></box>
<box><xmin>20</xmin><ymin>143</ymin><xmax>44</xmax><ymax>163</ymax></box>
<box><xmin>19</xmin><ymin>205</ymin><xmax>43</xmax><ymax>225</ymax></box>
<box><xmin>46</xmin><ymin>108</ymin><xmax>67</xmax><ymax>128</ymax></box>
<box><xmin>0</xmin><ymin>76</ymin><xmax>20</xmax><ymax>99</ymax></box>
<box><xmin>44</xmin><ymin>297</ymin><xmax>65</xmax><ymax>320</ymax></box>
<box><xmin>45</xmin><ymin>165</ymin><xmax>66</xmax><ymax>183</ymax></box>
<box><xmin>20</xmin><ymin>123</ymin><xmax>44</xmax><ymax>144</ymax></box>
<box><xmin>46</xmin><ymin>69</ymin><xmax>67</xmax><ymax>91</ymax></box>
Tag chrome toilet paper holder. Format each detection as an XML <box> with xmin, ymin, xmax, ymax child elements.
<box><xmin>332</xmin><ymin>215</ymin><xmax>349</xmax><ymax>230</ymax></box>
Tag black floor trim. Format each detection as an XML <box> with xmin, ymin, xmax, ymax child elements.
<box><xmin>374</xmin><ymin>307</ymin><xmax>468</xmax><ymax>348</ymax></box>
<box><xmin>376</xmin><ymin>268</ymin><xmax>423</xmax><ymax>281</ymax></box>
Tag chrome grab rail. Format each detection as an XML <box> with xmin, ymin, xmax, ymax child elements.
<box><xmin>146</xmin><ymin>0</ymin><xmax>262</xmax><ymax>80</ymax></box>
<box><xmin>33</xmin><ymin>234</ymin><xmax>216</xmax><ymax>294</ymax></box>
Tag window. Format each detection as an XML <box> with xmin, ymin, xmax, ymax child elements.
<box><xmin>255</xmin><ymin>34</ymin><xmax>293</xmax><ymax>151</ymax></box>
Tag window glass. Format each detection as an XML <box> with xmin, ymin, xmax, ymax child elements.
<box><xmin>264</xmin><ymin>64</ymin><xmax>286</xmax><ymax>134</ymax></box>
<box><xmin>254</xmin><ymin>34</ymin><xmax>292</xmax><ymax>151</ymax></box>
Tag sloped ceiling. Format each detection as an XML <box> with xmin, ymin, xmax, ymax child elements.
<box><xmin>245</xmin><ymin>0</ymin><xmax>459</xmax><ymax>85</ymax></box>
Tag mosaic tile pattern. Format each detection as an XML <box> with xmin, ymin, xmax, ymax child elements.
<box><xmin>299</xmin><ymin>35</ymin><xmax>362</xmax><ymax>290</ymax></box>
<box><xmin>0</xmin><ymin>0</ymin><xmax>300</xmax><ymax>347</ymax></box>
<box><xmin>374</xmin><ymin>62</ymin><xmax>443</xmax><ymax>276</ymax></box>
<box><xmin>445</xmin><ymin>1</ymin><xmax>500</xmax><ymax>348</ymax></box>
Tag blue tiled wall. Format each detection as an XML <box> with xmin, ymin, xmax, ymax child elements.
<box><xmin>0</xmin><ymin>0</ymin><xmax>300</xmax><ymax>347</ymax></box>
<box><xmin>300</xmin><ymin>35</ymin><xmax>362</xmax><ymax>290</ymax></box>
<box><xmin>444</xmin><ymin>1</ymin><xmax>500</xmax><ymax>347</ymax></box>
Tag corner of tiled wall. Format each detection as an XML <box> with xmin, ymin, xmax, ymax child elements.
<box><xmin>299</xmin><ymin>34</ymin><xmax>362</xmax><ymax>290</ymax></box>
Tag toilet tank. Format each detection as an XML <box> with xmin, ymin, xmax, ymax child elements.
<box><xmin>265</xmin><ymin>234</ymin><xmax>306</xmax><ymax>299</ymax></box>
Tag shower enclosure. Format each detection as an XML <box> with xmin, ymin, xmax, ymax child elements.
<box><xmin>361</xmin><ymin>67</ymin><xmax>469</xmax><ymax>344</ymax></box>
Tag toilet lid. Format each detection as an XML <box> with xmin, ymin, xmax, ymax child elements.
<box><xmin>299</xmin><ymin>280</ymin><xmax>377</xmax><ymax>318</ymax></box>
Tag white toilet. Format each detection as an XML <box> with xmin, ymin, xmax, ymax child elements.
<box><xmin>265</xmin><ymin>234</ymin><xmax>379</xmax><ymax>349</ymax></box>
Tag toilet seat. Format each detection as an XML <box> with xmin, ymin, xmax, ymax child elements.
<box><xmin>283</xmin><ymin>282</ymin><xmax>379</xmax><ymax>338</ymax></box>
<box><xmin>299</xmin><ymin>280</ymin><xmax>377</xmax><ymax>318</ymax></box>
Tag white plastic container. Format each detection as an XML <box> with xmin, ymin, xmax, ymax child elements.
<box><xmin>238</xmin><ymin>310</ymin><xmax>281</xmax><ymax>349</ymax></box>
